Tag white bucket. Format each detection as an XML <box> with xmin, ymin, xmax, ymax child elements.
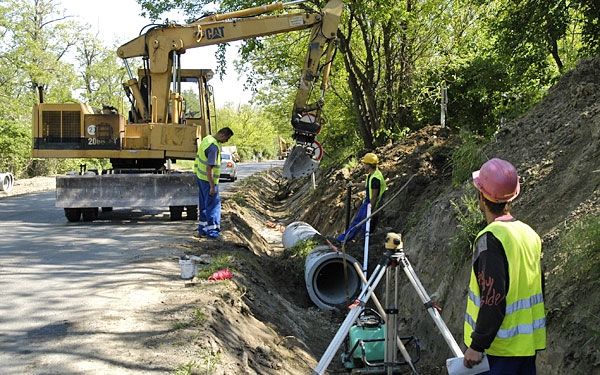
<box><xmin>179</xmin><ymin>259</ymin><xmax>198</xmax><ymax>279</ymax></box>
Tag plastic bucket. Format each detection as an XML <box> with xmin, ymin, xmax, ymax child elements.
<box><xmin>179</xmin><ymin>259</ymin><xmax>198</xmax><ymax>279</ymax></box>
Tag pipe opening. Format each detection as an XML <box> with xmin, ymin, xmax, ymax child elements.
<box><xmin>310</xmin><ymin>257</ymin><xmax>361</xmax><ymax>308</ymax></box>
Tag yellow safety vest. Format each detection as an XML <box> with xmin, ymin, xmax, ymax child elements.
<box><xmin>194</xmin><ymin>135</ymin><xmax>221</xmax><ymax>184</ymax></box>
<box><xmin>367</xmin><ymin>169</ymin><xmax>386</xmax><ymax>207</ymax></box>
<box><xmin>464</xmin><ymin>220</ymin><xmax>546</xmax><ymax>356</ymax></box>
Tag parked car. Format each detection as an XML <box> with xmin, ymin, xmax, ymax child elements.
<box><xmin>220</xmin><ymin>152</ymin><xmax>238</xmax><ymax>182</ymax></box>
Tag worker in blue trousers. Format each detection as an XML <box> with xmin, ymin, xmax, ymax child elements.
<box><xmin>194</xmin><ymin>127</ymin><xmax>234</xmax><ymax>239</ymax></box>
<box><xmin>335</xmin><ymin>152</ymin><xmax>386</xmax><ymax>243</ymax></box>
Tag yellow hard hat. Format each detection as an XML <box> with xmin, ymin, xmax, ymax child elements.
<box><xmin>361</xmin><ymin>153</ymin><xmax>379</xmax><ymax>165</ymax></box>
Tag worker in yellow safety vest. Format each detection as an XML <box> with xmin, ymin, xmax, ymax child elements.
<box><xmin>335</xmin><ymin>152</ymin><xmax>386</xmax><ymax>243</ymax></box>
<box><xmin>463</xmin><ymin>158</ymin><xmax>546</xmax><ymax>374</ymax></box>
<box><xmin>194</xmin><ymin>127</ymin><xmax>234</xmax><ymax>239</ymax></box>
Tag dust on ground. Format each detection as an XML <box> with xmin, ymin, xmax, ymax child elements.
<box><xmin>4</xmin><ymin>57</ymin><xmax>599</xmax><ymax>374</ymax></box>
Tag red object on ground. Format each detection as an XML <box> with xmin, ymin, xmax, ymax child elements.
<box><xmin>208</xmin><ymin>269</ymin><xmax>232</xmax><ymax>281</ymax></box>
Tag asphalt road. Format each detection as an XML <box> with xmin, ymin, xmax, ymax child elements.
<box><xmin>0</xmin><ymin>161</ymin><xmax>282</xmax><ymax>374</ymax></box>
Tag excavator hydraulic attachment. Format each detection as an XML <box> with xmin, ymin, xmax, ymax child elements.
<box><xmin>283</xmin><ymin>113</ymin><xmax>324</xmax><ymax>178</ymax></box>
<box><xmin>283</xmin><ymin>144</ymin><xmax>320</xmax><ymax>179</ymax></box>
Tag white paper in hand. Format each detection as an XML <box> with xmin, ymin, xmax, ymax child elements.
<box><xmin>446</xmin><ymin>355</ymin><xmax>490</xmax><ymax>375</ymax></box>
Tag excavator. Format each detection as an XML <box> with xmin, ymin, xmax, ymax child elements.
<box><xmin>32</xmin><ymin>0</ymin><xmax>343</xmax><ymax>221</ymax></box>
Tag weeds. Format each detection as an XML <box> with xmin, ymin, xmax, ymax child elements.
<box><xmin>557</xmin><ymin>211</ymin><xmax>600</xmax><ymax>282</ymax></box>
<box><xmin>230</xmin><ymin>191</ymin><xmax>246</xmax><ymax>206</ymax></box>
<box><xmin>198</xmin><ymin>254</ymin><xmax>234</xmax><ymax>279</ymax></box>
<box><xmin>450</xmin><ymin>133</ymin><xmax>485</xmax><ymax>187</ymax></box>
<box><xmin>173</xmin><ymin>348</ymin><xmax>222</xmax><ymax>375</ymax></box>
<box><xmin>344</xmin><ymin>157</ymin><xmax>359</xmax><ymax>170</ymax></box>
<box><xmin>449</xmin><ymin>186</ymin><xmax>486</xmax><ymax>263</ymax></box>
<box><xmin>282</xmin><ymin>238</ymin><xmax>318</xmax><ymax>279</ymax></box>
<box><xmin>173</xmin><ymin>307</ymin><xmax>207</xmax><ymax>330</ymax></box>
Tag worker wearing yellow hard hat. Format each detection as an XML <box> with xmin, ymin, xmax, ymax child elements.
<box><xmin>334</xmin><ymin>152</ymin><xmax>387</xmax><ymax>243</ymax></box>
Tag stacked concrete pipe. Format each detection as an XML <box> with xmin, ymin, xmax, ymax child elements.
<box><xmin>0</xmin><ymin>172</ymin><xmax>14</xmax><ymax>192</ymax></box>
<box><xmin>282</xmin><ymin>221</ymin><xmax>361</xmax><ymax>310</ymax></box>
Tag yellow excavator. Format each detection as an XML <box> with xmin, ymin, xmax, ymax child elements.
<box><xmin>32</xmin><ymin>0</ymin><xmax>343</xmax><ymax>221</ymax></box>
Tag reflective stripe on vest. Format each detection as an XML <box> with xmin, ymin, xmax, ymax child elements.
<box><xmin>464</xmin><ymin>220</ymin><xmax>546</xmax><ymax>356</ymax></box>
<box><xmin>194</xmin><ymin>135</ymin><xmax>221</xmax><ymax>183</ymax></box>
<box><xmin>367</xmin><ymin>169</ymin><xmax>386</xmax><ymax>207</ymax></box>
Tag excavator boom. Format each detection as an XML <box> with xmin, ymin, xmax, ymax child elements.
<box><xmin>117</xmin><ymin>0</ymin><xmax>343</xmax><ymax>178</ymax></box>
<box><xmin>32</xmin><ymin>0</ymin><xmax>343</xmax><ymax>222</ymax></box>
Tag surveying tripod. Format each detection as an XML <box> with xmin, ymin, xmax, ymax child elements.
<box><xmin>312</xmin><ymin>233</ymin><xmax>463</xmax><ymax>375</ymax></box>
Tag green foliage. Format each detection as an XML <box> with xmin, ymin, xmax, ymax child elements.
<box><xmin>557</xmin><ymin>211</ymin><xmax>600</xmax><ymax>282</ymax></box>
<box><xmin>76</xmin><ymin>38</ymin><xmax>129</xmax><ymax>109</ymax></box>
<box><xmin>577</xmin><ymin>0</ymin><xmax>600</xmax><ymax>55</ymax></box>
<box><xmin>0</xmin><ymin>119</ymin><xmax>31</xmax><ymax>176</ymax></box>
<box><xmin>0</xmin><ymin>1</ymin><xmax>129</xmax><ymax>178</ymax></box>
<box><xmin>173</xmin><ymin>346</ymin><xmax>222</xmax><ymax>374</ymax></box>
<box><xmin>449</xmin><ymin>186</ymin><xmax>486</xmax><ymax>263</ymax></box>
<box><xmin>282</xmin><ymin>239</ymin><xmax>318</xmax><ymax>280</ymax></box>
<box><xmin>215</xmin><ymin>104</ymin><xmax>278</xmax><ymax>160</ymax></box>
<box><xmin>450</xmin><ymin>134</ymin><xmax>486</xmax><ymax>187</ymax></box>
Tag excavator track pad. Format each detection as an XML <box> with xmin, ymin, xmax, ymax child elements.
<box><xmin>283</xmin><ymin>146</ymin><xmax>319</xmax><ymax>179</ymax></box>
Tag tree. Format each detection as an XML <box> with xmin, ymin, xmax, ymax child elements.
<box><xmin>215</xmin><ymin>103</ymin><xmax>278</xmax><ymax>159</ymax></box>
<box><xmin>0</xmin><ymin>0</ymin><xmax>124</xmax><ymax>177</ymax></box>
<box><xmin>76</xmin><ymin>38</ymin><xmax>129</xmax><ymax>109</ymax></box>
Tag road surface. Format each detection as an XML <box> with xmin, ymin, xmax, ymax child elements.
<box><xmin>0</xmin><ymin>161</ymin><xmax>282</xmax><ymax>374</ymax></box>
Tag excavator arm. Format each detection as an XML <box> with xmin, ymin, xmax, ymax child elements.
<box><xmin>117</xmin><ymin>0</ymin><xmax>343</xmax><ymax>178</ymax></box>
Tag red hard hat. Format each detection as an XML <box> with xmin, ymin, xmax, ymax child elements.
<box><xmin>472</xmin><ymin>158</ymin><xmax>520</xmax><ymax>203</ymax></box>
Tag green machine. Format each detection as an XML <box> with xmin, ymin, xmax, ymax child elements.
<box><xmin>315</xmin><ymin>233</ymin><xmax>464</xmax><ymax>375</ymax></box>
<box><xmin>341</xmin><ymin>308</ymin><xmax>420</xmax><ymax>374</ymax></box>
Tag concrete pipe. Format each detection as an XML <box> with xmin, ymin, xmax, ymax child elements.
<box><xmin>282</xmin><ymin>221</ymin><xmax>361</xmax><ymax>310</ymax></box>
<box><xmin>1</xmin><ymin>172</ymin><xmax>14</xmax><ymax>192</ymax></box>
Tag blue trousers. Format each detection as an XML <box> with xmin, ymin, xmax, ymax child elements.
<box><xmin>196</xmin><ymin>178</ymin><xmax>221</xmax><ymax>237</ymax></box>
<box><xmin>337</xmin><ymin>201</ymin><xmax>370</xmax><ymax>243</ymax></box>
<box><xmin>483</xmin><ymin>354</ymin><xmax>537</xmax><ymax>375</ymax></box>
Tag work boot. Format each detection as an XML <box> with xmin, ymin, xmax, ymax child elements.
<box><xmin>207</xmin><ymin>231</ymin><xmax>223</xmax><ymax>240</ymax></box>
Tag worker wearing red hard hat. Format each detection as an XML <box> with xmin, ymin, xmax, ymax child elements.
<box><xmin>463</xmin><ymin>158</ymin><xmax>546</xmax><ymax>374</ymax></box>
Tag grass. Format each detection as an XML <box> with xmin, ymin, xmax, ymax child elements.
<box><xmin>197</xmin><ymin>254</ymin><xmax>235</xmax><ymax>279</ymax></box>
<box><xmin>230</xmin><ymin>191</ymin><xmax>246</xmax><ymax>206</ymax></box>
<box><xmin>173</xmin><ymin>159</ymin><xmax>195</xmax><ymax>171</ymax></box>
<box><xmin>449</xmin><ymin>185</ymin><xmax>486</xmax><ymax>264</ymax></box>
<box><xmin>557</xmin><ymin>211</ymin><xmax>600</xmax><ymax>282</ymax></box>
<box><xmin>173</xmin><ymin>307</ymin><xmax>207</xmax><ymax>330</ymax></box>
<box><xmin>449</xmin><ymin>133</ymin><xmax>486</xmax><ymax>187</ymax></box>
<box><xmin>282</xmin><ymin>238</ymin><xmax>318</xmax><ymax>279</ymax></box>
<box><xmin>173</xmin><ymin>348</ymin><xmax>222</xmax><ymax>375</ymax></box>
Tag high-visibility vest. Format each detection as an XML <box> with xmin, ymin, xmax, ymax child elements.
<box><xmin>464</xmin><ymin>220</ymin><xmax>546</xmax><ymax>356</ymax></box>
<box><xmin>367</xmin><ymin>169</ymin><xmax>386</xmax><ymax>207</ymax></box>
<box><xmin>194</xmin><ymin>135</ymin><xmax>221</xmax><ymax>184</ymax></box>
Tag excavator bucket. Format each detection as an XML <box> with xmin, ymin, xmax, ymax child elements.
<box><xmin>283</xmin><ymin>146</ymin><xmax>320</xmax><ymax>179</ymax></box>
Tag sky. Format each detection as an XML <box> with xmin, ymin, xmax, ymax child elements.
<box><xmin>59</xmin><ymin>0</ymin><xmax>251</xmax><ymax>107</ymax></box>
